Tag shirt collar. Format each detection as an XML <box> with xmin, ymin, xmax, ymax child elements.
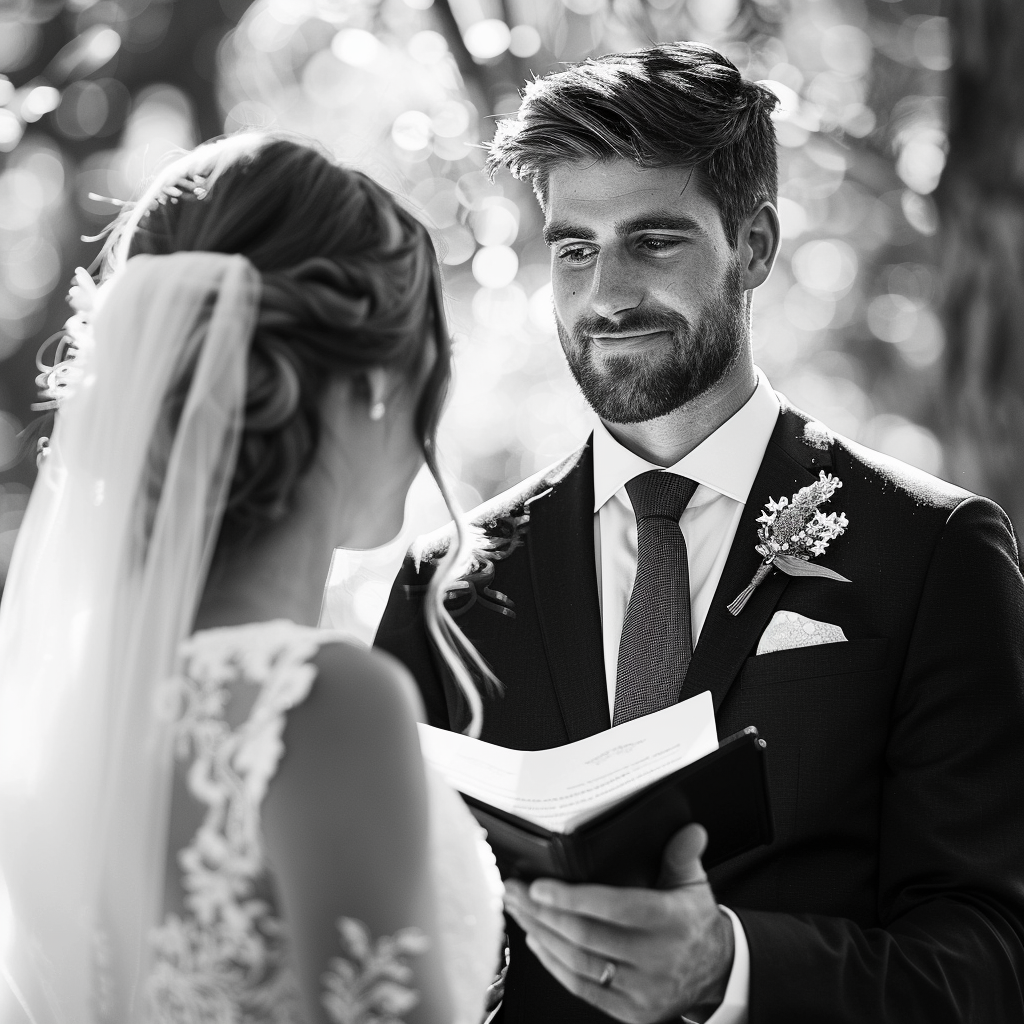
<box><xmin>592</xmin><ymin>368</ymin><xmax>781</xmax><ymax>513</ymax></box>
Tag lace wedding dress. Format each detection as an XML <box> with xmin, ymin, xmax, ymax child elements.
<box><xmin>143</xmin><ymin>619</ymin><xmax>505</xmax><ymax>1024</ymax></box>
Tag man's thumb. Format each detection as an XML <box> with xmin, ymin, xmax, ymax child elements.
<box><xmin>658</xmin><ymin>822</ymin><xmax>709</xmax><ymax>889</ymax></box>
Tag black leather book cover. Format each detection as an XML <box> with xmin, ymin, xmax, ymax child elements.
<box><xmin>461</xmin><ymin>728</ymin><xmax>773</xmax><ymax>886</ymax></box>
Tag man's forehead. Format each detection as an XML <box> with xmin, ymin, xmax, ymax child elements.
<box><xmin>544</xmin><ymin>159</ymin><xmax>709</xmax><ymax>221</ymax></box>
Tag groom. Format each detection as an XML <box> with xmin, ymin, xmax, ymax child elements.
<box><xmin>376</xmin><ymin>43</ymin><xmax>1024</xmax><ymax>1023</ymax></box>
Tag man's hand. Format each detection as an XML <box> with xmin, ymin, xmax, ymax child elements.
<box><xmin>502</xmin><ymin>824</ymin><xmax>735</xmax><ymax>1024</ymax></box>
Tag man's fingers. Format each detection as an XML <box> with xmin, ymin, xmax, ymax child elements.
<box><xmin>503</xmin><ymin>878</ymin><xmax>530</xmax><ymax>904</ymax></box>
<box><xmin>658</xmin><ymin>822</ymin><xmax>709</xmax><ymax>889</ymax></box>
<box><xmin>525</xmin><ymin>878</ymin><xmax>671</xmax><ymax>928</ymax></box>
<box><xmin>505</xmin><ymin>888</ymin><xmax>639</xmax><ymax>964</ymax></box>
<box><xmin>521</xmin><ymin>915</ymin><xmax>635</xmax><ymax>988</ymax></box>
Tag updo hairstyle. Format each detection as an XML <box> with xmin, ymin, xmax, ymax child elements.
<box><xmin>96</xmin><ymin>132</ymin><xmax>496</xmax><ymax>733</ymax></box>
<box><xmin>102</xmin><ymin>134</ymin><xmax>443</xmax><ymax>551</ymax></box>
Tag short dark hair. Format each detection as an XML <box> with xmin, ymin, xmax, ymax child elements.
<box><xmin>487</xmin><ymin>42</ymin><xmax>779</xmax><ymax>246</ymax></box>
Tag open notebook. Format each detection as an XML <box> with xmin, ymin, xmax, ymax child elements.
<box><xmin>419</xmin><ymin>693</ymin><xmax>773</xmax><ymax>885</ymax></box>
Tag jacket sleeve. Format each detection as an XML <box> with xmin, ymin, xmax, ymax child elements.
<box><xmin>374</xmin><ymin>554</ymin><xmax>453</xmax><ymax>730</ymax></box>
<box><xmin>739</xmin><ymin>496</ymin><xmax>1024</xmax><ymax>1023</ymax></box>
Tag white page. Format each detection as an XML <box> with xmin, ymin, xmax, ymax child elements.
<box><xmin>418</xmin><ymin>690</ymin><xmax>717</xmax><ymax>833</ymax></box>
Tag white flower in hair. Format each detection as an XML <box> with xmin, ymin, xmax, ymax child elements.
<box><xmin>33</xmin><ymin>266</ymin><xmax>108</xmax><ymax>421</ymax></box>
<box><xmin>67</xmin><ymin>265</ymin><xmax>100</xmax><ymax>317</ymax></box>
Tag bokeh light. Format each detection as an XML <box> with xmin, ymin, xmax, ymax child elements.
<box><xmin>0</xmin><ymin>0</ymin><xmax>992</xmax><ymax>613</ymax></box>
<box><xmin>463</xmin><ymin>20</ymin><xmax>511</xmax><ymax>61</ymax></box>
<box><xmin>22</xmin><ymin>86</ymin><xmax>60</xmax><ymax>122</ymax></box>
<box><xmin>510</xmin><ymin>25</ymin><xmax>542</xmax><ymax>59</ymax></box>
<box><xmin>472</xmin><ymin>246</ymin><xmax>519</xmax><ymax>289</ymax></box>
<box><xmin>791</xmin><ymin>239</ymin><xmax>858</xmax><ymax>296</ymax></box>
<box><xmin>392</xmin><ymin>109</ymin><xmax>432</xmax><ymax>151</ymax></box>
<box><xmin>332</xmin><ymin>28</ymin><xmax>382</xmax><ymax>68</ymax></box>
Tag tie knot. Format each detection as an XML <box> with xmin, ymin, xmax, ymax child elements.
<box><xmin>625</xmin><ymin>470</ymin><xmax>698</xmax><ymax>522</ymax></box>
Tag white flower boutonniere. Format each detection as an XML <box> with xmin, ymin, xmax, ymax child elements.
<box><xmin>728</xmin><ymin>471</ymin><xmax>851</xmax><ymax>616</ymax></box>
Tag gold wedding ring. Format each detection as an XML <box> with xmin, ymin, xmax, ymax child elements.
<box><xmin>598</xmin><ymin>961</ymin><xmax>616</xmax><ymax>988</ymax></box>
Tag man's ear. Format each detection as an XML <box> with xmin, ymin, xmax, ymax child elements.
<box><xmin>740</xmin><ymin>201</ymin><xmax>781</xmax><ymax>291</ymax></box>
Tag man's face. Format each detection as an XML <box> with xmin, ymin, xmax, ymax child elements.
<box><xmin>544</xmin><ymin>159</ymin><xmax>748</xmax><ymax>424</ymax></box>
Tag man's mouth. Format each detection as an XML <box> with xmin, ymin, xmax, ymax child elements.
<box><xmin>590</xmin><ymin>330</ymin><xmax>672</xmax><ymax>352</ymax></box>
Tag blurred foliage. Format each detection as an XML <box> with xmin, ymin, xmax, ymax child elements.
<box><xmin>0</xmin><ymin>0</ymin><xmax>229</xmax><ymax>602</ymax></box>
<box><xmin>933</xmin><ymin>0</ymin><xmax>1024</xmax><ymax>547</ymax></box>
<box><xmin>0</xmin><ymin>0</ymin><xmax>1018</xmax><ymax>635</ymax></box>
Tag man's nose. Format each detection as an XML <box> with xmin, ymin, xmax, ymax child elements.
<box><xmin>589</xmin><ymin>250</ymin><xmax>644</xmax><ymax>320</ymax></box>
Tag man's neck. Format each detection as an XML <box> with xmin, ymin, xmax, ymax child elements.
<box><xmin>601</xmin><ymin>360</ymin><xmax>758</xmax><ymax>467</ymax></box>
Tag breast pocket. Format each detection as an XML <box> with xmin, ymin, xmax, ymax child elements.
<box><xmin>739</xmin><ymin>637</ymin><xmax>889</xmax><ymax>687</ymax></box>
<box><xmin>728</xmin><ymin>637</ymin><xmax>893</xmax><ymax>853</ymax></box>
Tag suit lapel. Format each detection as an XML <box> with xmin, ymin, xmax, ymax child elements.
<box><xmin>681</xmin><ymin>404</ymin><xmax>829</xmax><ymax>713</ymax></box>
<box><xmin>526</xmin><ymin>439</ymin><xmax>611</xmax><ymax>740</ymax></box>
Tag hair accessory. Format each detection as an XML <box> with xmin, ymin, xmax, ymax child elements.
<box><xmin>369</xmin><ymin>400</ymin><xmax>386</xmax><ymax>421</ymax></box>
<box><xmin>142</xmin><ymin>174</ymin><xmax>210</xmax><ymax>217</ymax></box>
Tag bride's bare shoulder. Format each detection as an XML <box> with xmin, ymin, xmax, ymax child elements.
<box><xmin>309</xmin><ymin>640</ymin><xmax>426</xmax><ymax>728</ymax></box>
<box><xmin>266</xmin><ymin>640</ymin><xmax>427</xmax><ymax>784</ymax></box>
<box><xmin>263</xmin><ymin>638</ymin><xmax>432</xmax><ymax>878</ymax></box>
<box><xmin>261</xmin><ymin>641</ymin><xmax>443</xmax><ymax>1018</ymax></box>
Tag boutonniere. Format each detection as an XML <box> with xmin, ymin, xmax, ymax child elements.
<box><xmin>728</xmin><ymin>471</ymin><xmax>851</xmax><ymax>616</ymax></box>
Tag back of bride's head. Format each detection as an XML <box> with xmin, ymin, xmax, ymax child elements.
<box><xmin>102</xmin><ymin>132</ymin><xmax>449</xmax><ymax>552</ymax></box>
<box><xmin>88</xmin><ymin>132</ymin><xmax>493</xmax><ymax>732</ymax></box>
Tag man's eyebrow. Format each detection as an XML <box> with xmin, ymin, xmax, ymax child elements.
<box><xmin>542</xmin><ymin>215</ymin><xmax>703</xmax><ymax>245</ymax></box>
<box><xmin>543</xmin><ymin>222</ymin><xmax>597</xmax><ymax>245</ymax></box>
<box><xmin>615</xmin><ymin>214</ymin><xmax>703</xmax><ymax>235</ymax></box>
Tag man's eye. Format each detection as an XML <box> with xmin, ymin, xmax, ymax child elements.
<box><xmin>639</xmin><ymin>237</ymin><xmax>678</xmax><ymax>252</ymax></box>
<box><xmin>557</xmin><ymin>245</ymin><xmax>596</xmax><ymax>265</ymax></box>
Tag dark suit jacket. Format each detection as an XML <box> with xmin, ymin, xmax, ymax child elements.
<box><xmin>376</xmin><ymin>398</ymin><xmax>1024</xmax><ymax>1023</ymax></box>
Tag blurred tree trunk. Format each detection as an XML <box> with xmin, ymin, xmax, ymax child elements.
<box><xmin>934</xmin><ymin>0</ymin><xmax>1024</xmax><ymax>540</ymax></box>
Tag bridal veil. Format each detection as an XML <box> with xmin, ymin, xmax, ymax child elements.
<box><xmin>0</xmin><ymin>251</ymin><xmax>259</xmax><ymax>1022</ymax></box>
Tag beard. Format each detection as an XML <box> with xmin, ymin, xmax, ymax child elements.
<box><xmin>556</xmin><ymin>261</ymin><xmax>748</xmax><ymax>424</ymax></box>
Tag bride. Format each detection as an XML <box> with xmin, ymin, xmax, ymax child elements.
<box><xmin>0</xmin><ymin>133</ymin><xmax>504</xmax><ymax>1023</ymax></box>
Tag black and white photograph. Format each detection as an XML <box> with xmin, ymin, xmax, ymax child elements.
<box><xmin>0</xmin><ymin>0</ymin><xmax>1022</xmax><ymax>1021</ymax></box>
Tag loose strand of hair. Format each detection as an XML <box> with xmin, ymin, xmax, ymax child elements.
<box><xmin>422</xmin><ymin>445</ymin><xmax>503</xmax><ymax>738</ymax></box>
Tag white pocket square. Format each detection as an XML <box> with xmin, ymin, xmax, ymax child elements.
<box><xmin>756</xmin><ymin>610</ymin><xmax>848</xmax><ymax>655</ymax></box>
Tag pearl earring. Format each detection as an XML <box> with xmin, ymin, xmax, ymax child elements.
<box><xmin>369</xmin><ymin>400</ymin><xmax>386</xmax><ymax>421</ymax></box>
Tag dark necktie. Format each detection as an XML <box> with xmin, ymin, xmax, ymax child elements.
<box><xmin>612</xmin><ymin>471</ymin><xmax>699</xmax><ymax>727</ymax></box>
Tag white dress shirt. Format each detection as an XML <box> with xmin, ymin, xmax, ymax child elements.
<box><xmin>591</xmin><ymin>369</ymin><xmax>780</xmax><ymax>1024</ymax></box>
